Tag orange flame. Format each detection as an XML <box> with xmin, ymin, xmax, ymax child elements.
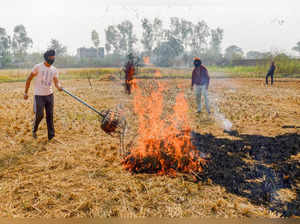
<box><xmin>127</xmin><ymin>79</ymin><xmax>137</xmax><ymax>90</ymax></box>
<box><xmin>143</xmin><ymin>56</ymin><xmax>150</xmax><ymax>65</ymax></box>
<box><xmin>154</xmin><ymin>70</ymin><xmax>161</xmax><ymax>77</ymax></box>
<box><xmin>122</xmin><ymin>72</ymin><xmax>206</xmax><ymax>176</ymax></box>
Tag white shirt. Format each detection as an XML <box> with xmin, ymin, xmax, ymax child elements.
<box><xmin>32</xmin><ymin>63</ymin><xmax>58</xmax><ymax>96</ymax></box>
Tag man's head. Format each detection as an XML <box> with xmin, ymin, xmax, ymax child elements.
<box><xmin>44</xmin><ymin>49</ymin><xmax>56</xmax><ymax>65</ymax></box>
<box><xmin>128</xmin><ymin>53</ymin><xmax>134</xmax><ymax>63</ymax></box>
<box><xmin>193</xmin><ymin>57</ymin><xmax>202</xmax><ymax>67</ymax></box>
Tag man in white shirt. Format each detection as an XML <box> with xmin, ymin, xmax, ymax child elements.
<box><xmin>24</xmin><ymin>49</ymin><xmax>63</xmax><ymax>140</ymax></box>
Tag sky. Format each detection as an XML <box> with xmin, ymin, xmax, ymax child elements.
<box><xmin>1</xmin><ymin>0</ymin><xmax>299</xmax><ymax>55</ymax></box>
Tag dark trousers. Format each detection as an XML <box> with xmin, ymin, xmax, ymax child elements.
<box><xmin>266</xmin><ymin>72</ymin><xmax>274</xmax><ymax>85</ymax></box>
<box><xmin>33</xmin><ymin>94</ymin><xmax>55</xmax><ymax>140</ymax></box>
<box><xmin>125</xmin><ymin>81</ymin><xmax>132</xmax><ymax>95</ymax></box>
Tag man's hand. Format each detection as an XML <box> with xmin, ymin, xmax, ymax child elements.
<box><xmin>24</xmin><ymin>93</ymin><xmax>29</xmax><ymax>100</ymax></box>
<box><xmin>53</xmin><ymin>76</ymin><xmax>63</xmax><ymax>91</ymax></box>
<box><xmin>24</xmin><ymin>72</ymin><xmax>36</xmax><ymax>100</ymax></box>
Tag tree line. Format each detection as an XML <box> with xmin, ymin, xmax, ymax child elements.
<box><xmin>1</xmin><ymin>19</ymin><xmax>300</xmax><ymax>68</ymax></box>
<box><xmin>104</xmin><ymin>17</ymin><xmax>224</xmax><ymax>67</ymax></box>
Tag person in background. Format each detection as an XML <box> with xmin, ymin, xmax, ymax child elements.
<box><xmin>191</xmin><ymin>58</ymin><xmax>210</xmax><ymax>114</ymax></box>
<box><xmin>24</xmin><ymin>49</ymin><xmax>63</xmax><ymax>140</ymax></box>
<box><xmin>124</xmin><ymin>53</ymin><xmax>136</xmax><ymax>95</ymax></box>
<box><xmin>266</xmin><ymin>61</ymin><xmax>276</xmax><ymax>85</ymax></box>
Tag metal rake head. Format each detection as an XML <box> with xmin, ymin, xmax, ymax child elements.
<box><xmin>100</xmin><ymin>109</ymin><xmax>127</xmax><ymax>137</ymax></box>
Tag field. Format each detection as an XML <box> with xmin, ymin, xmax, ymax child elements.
<box><xmin>0</xmin><ymin>68</ymin><xmax>299</xmax><ymax>218</ymax></box>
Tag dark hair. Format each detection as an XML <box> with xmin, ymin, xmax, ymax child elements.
<box><xmin>44</xmin><ymin>49</ymin><xmax>56</xmax><ymax>61</ymax></box>
<box><xmin>194</xmin><ymin>58</ymin><xmax>202</xmax><ymax>67</ymax></box>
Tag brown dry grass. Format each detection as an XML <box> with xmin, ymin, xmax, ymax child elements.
<box><xmin>0</xmin><ymin>74</ymin><xmax>299</xmax><ymax>218</ymax></box>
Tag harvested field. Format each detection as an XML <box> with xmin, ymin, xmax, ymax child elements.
<box><xmin>0</xmin><ymin>73</ymin><xmax>299</xmax><ymax>218</ymax></box>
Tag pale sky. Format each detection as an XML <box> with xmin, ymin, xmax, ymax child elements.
<box><xmin>1</xmin><ymin>0</ymin><xmax>299</xmax><ymax>55</ymax></box>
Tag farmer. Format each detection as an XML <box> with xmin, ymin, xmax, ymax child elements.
<box><xmin>265</xmin><ymin>61</ymin><xmax>276</xmax><ymax>85</ymax></box>
<box><xmin>24</xmin><ymin>49</ymin><xmax>63</xmax><ymax>140</ymax></box>
<box><xmin>191</xmin><ymin>58</ymin><xmax>211</xmax><ymax>114</ymax></box>
<box><xmin>124</xmin><ymin>53</ymin><xmax>135</xmax><ymax>95</ymax></box>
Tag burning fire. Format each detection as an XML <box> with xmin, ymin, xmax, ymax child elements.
<box><xmin>122</xmin><ymin>71</ymin><xmax>206</xmax><ymax>176</ymax></box>
<box><xmin>143</xmin><ymin>56</ymin><xmax>150</xmax><ymax>65</ymax></box>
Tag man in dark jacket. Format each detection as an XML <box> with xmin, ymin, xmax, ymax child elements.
<box><xmin>266</xmin><ymin>61</ymin><xmax>276</xmax><ymax>85</ymax></box>
<box><xmin>123</xmin><ymin>53</ymin><xmax>135</xmax><ymax>95</ymax></box>
<box><xmin>191</xmin><ymin>58</ymin><xmax>210</xmax><ymax>114</ymax></box>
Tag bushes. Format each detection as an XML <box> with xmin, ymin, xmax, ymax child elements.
<box><xmin>211</xmin><ymin>58</ymin><xmax>300</xmax><ymax>77</ymax></box>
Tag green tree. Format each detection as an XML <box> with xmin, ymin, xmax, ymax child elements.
<box><xmin>91</xmin><ymin>30</ymin><xmax>100</xmax><ymax>48</ymax></box>
<box><xmin>141</xmin><ymin>18</ymin><xmax>154</xmax><ymax>56</ymax></box>
<box><xmin>246</xmin><ymin>51</ymin><xmax>265</xmax><ymax>59</ymax></box>
<box><xmin>105</xmin><ymin>43</ymin><xmax>112</xmax><ymax>54</ymax></box>
<box><xmin>224</xmin><ymin>45</ymin><xmax>244</xmax><ymax>61</ymax></box>
<box><xmin>190</xmin><ymin>21</ymin><xmax>210</xmax><ymax>55</ymax></box>
<box><xmin>48</xmin><ymin>39</ymin><xmax>67</xmax><ymax>56</ymax></box>
<box><xmin>12</xmin><ymin>24</ymin><xmax>33</xmax><ymax>60</ymax></box>
<box><xmin>0</xmin><ymin>27</ymin><xmax>11</xmax><ymax>67</ymax></box>
<box><xmin>117</xmin><ymin>20</ymin><xmax>137</xmax><ymax>55</ymax></box>
<box><xmin>169</xmin><ymin>17</ymin><xmax>181</xmax><ymax>40</ymax></box>
<box><xmin>169</xmin><ymin>17</ymin><xmax>193</xmax><ymax>50</ymax></box>
<box><xmin>180</xmin><ymin>19</ymin><xmax>193</xmax><ymax>50</ymax></box>
<box><xmin>153</xmin><ymin>18</ymin><xmax>163</xmax><ymax>47</ymax></box>
<box><xmin>209</xmin><ymin>28</ymin><xmax>223</xmax><ymax>56</ymax></box>
<box><xmin>203</xmin><ymin>28</ymin><xmax>224</xmax><ymax>65</ymax></box>
<box><xmin>105</xmin><ymin>25</ymin><xmax>121</xmax><ymax>54</ymax></box>
<box><xmin>292</xmin><ymin>41</ymin><xmax>300</xmax><ymax>55</ymax></box>
<box><xmin>153</xmin><ymin>37</ymin><xmax>184</xmax><ymax>67</ymax></box>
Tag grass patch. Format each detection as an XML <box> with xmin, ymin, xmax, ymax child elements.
<box><xmin>1</xmin><ymin>65</ymin><xmax>300</xmax><ymax>84</ymax></box>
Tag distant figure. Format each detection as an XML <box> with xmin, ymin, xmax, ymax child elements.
<box><xmin>24</xmin><ymin>49</ymin><xmax>63</xmax><ymax>141</ymax></box>
<box><xmin>266</xmin><ymin>61</ymin><xmax>276</xmax><ymax>85</ymax></box>
<box><xmin>124</xmin><ymin>53</ymin><xmax>136</xmax><ymax>95</ymax></box>
<box><xmin>191</xmin><ymin>58</ymin><xmax>210</xmax><ymax>114</ymax></box>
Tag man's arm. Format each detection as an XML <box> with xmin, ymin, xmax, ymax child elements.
<box><xmin>206</xmin><ymin>69</ymin><xmax>210</xmax><ymax>89</ymax></box>
<box><xmin>191</xmin><ymin>70</ymin><xmax>195</xmax><ymax>89</ymax></box>
<box><xmin>53</xmin><ymin>76</ymin><xmax>63</xmax><ymax>91</ymax></box>
<box><xmin>24</xmin><ymin>72</ymin><xmax>37</xmax><ymax>100</ymax></box>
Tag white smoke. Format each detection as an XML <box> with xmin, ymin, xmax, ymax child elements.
<box><xmin>209</xmin><ymin>93</ymin><xmax>233</xmax><ymax>131</ymax></box>
<box><xmin>214</xmin><ymin>112</ymin><xmax>233</xmax><ymax>131</ymax></box>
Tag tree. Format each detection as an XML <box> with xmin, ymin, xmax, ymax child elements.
<box><xmin>140</xmin><ymin>17</ymin><xmax>164</xmax><ymax>58</ymax></box>
<box><xmin>292</xmin><ymin>41</ymin><xmax>300</xmax><ymax>55</ymax></box>
<box><xmin>169</xmin><ymin>17</ymin><xmax>181</xmax><ymax>40</ymax></box>
<box><xmin>105</xmin><ymin>43</ymin><xmax>112</xmax><ymax>54</ymax></box>
<box><xmin>169</xmin><ymin>17</ymin><xmax>193</xmax><ymax>50</ymax></box>
<box><xmin>152</xmin><ymin>18</ymin><xmax>163</xmax><ymax>47</ymax></box>
<box><xmin>141</xmin><ymin>18</ymin><xmax>154</xmax><ymax>56</ymax></box>
<box><xmin>153</xmin><ymin>37</ymin><xmax>184</xmax><ymax>67</ymax></box>
<box><xmin>105</xmin><ymin>21</ymin><xmax>138</xmax><ymax>56</ymax></box>
<box><xmin>91</xmin><ymin>30</ymin><xmax>100</xmax><ymax>49</ymax></box>
<box><xmin>180</xmin><ymin>19</ymin><xmax>193</xmax><ymax>50</ymax></box>
<box><xmin>12</xmin><ymin>24</ymin><xmax>33</xmax><ymax>60</ymax></box>
<box><xmin>224</xmin><ymin>45</ymin><xmax>244</xmax><ymax>61</ymax></box>
<box><xmin>209</xmin><ymin>28</ymin><xmax>223</xmax><ymax>56</ymax></box>
<box><xmin>204</xmin><ymin>27</ymin><xmax>224</xmax><ymax>65</ymax></box>
<box><xmin>246</xmin><ymin>51</ymin><xmax>265</xmax><ymax>59</ymax></box>
<box><xmin>48</xmin><ymin>39</ymin><xmax>67</xmax><ymax>56</ymax></box>
<box><xmin>117</xmin><ymin>20</ymin><xmax>137</xmax><ymax>55</ymax></box>
<box><xmin>190</xmin><ymin>21</ymin><xmax>210</xmax><ymax>55</ymax></box>
<box><xmin>0</xmin><ymin>27</ymin><xmax>11</xmax><ymax>67</ymax></box>
<box><xmin>105</xmin><ymin>25</ymin><xmax>121</xmax><ymax>54</ymax></box>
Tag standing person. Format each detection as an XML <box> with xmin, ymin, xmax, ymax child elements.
<box><xmin>191</xmin><ymin>58</ymin><xmax>210</xmax><ymax>114</ymax></box>
<box><xmin>24</xmin><ymin>49</ymin><xmax>63</xmax><ymax>140</ymax></box>
<box><xmin>266</xmin><ymin>61</ymin><xmax>276</xmax><ymax>85</ymax></box>
<box><xmin>124</xmin><ymin>53</ymin><xmax>135</xmax><ymax>95</ymax></box>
